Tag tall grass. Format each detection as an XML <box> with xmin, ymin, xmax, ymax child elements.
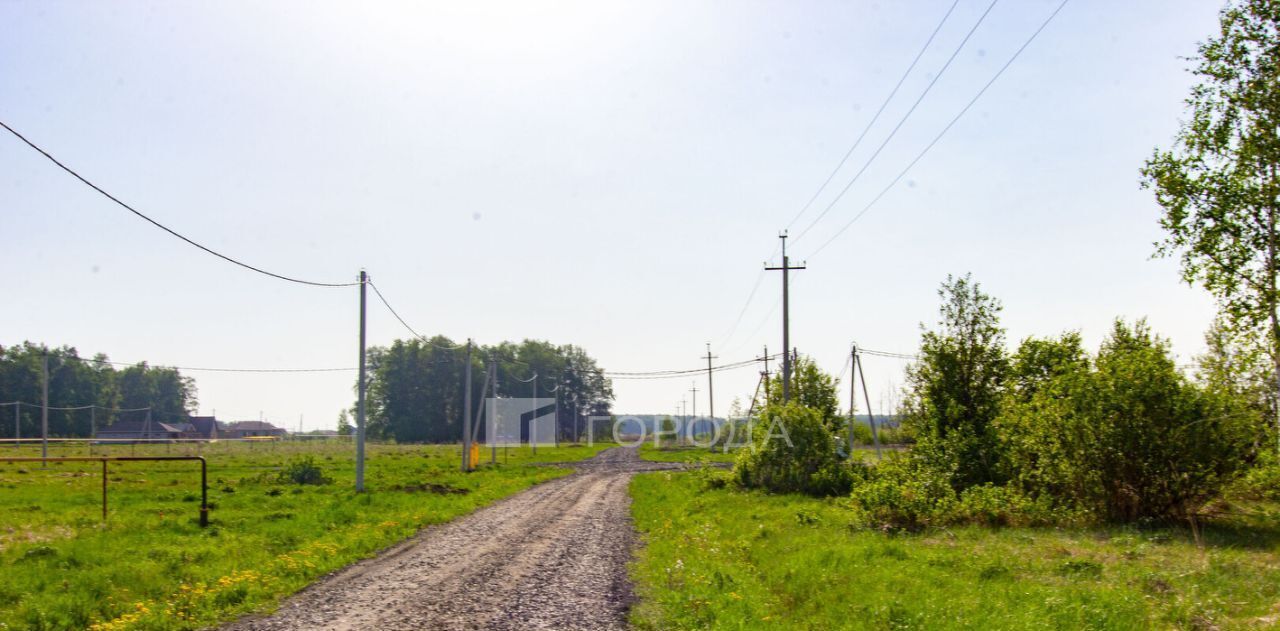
<box><xmin>629</xmin><ymin>471</ymin><xmax>1280</xmax><ymax>630</ymax></box>
<box><xmin>0</xmin><ymin>440</ymin><xmax>610</xmax><ymax>630</ymax></box>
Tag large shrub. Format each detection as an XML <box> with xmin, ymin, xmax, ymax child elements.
<box><xmin>734</xmin><ymin>403</ymin><xmax>858</xmax><ymax>496</ymax></box>
<box><xmin>996</xmin><ymin>320</ymin><xmax>1262</xmax><ymax>522</ymax></box>
<box><xmin>901</xmin><ymin>274</ymin><xmax>1009</xmax><ymax>491</ymax></box>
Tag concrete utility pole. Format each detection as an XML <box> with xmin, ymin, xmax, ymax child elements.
<box><xmin>849</xmin><ymin>344</ymin><xmax>857</xmax><ymax>456</ymax></box>
<box><xmin>549</xmin><ymin>377</ymin><xmax>561</xmax><ymax>448</ymax></box>
<box><xmin>855</xmin><ymin>350</ymin><xmax>882</xmax><ymax>459</ymax></box>
<box><xmin>41</xmin><ymin>352</ymin><xmax>49</xmax><ymax>462</ymax></box>
<box><xmin>531</xmin><ymin>374</ymin><xmax>538</xmax><ymax>455</ymax></box>
<box><xmin>490</xmin><ymin>359</ymin><xmax>498</xmax><ymax>464</ymax></box>
<box><xmin>356</xmin><ymin>270</ymin><xmax>368</xmax><ymax>492</ymax></box>
<box><xmin>765</xmin><ymin>233</ymin><xmax>805</xmax><ymax>403</ymax></box>
<box><xmin>704</xmin><ymin>343</ymin><xmax>717</xmax><ymax>430</ymax></box>
<box><xmin>462</xmin><ymin>339</ymin><xmax>473</xmax><ymax>472</ymax></box>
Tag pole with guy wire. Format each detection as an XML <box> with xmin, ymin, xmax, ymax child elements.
<box><xmin>854</xmin><ymin>347</ymin><xmax>882</xmax><ymax>459</ymax></box>
<box><xmin>849</xmin><ymin>345</ymin><xmax>857</xmax><ymax>456</ymax></box>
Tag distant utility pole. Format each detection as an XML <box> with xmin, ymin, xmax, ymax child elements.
<box><xmin>704</xmin><ymin>343</ymin><xmax>717</xmax><ymax>427</ymax></box>
<box><xmin>356</xmin><ymin>269</ymin><xmax>368</xmax><ymax>492</ymax></box>
<box><xmin>462</xmin><ymin>339</ymin><xmax>473</xmax><ymax>472</ymax></box>
<box><xmin>689</xmin><ymin>383</ymin><xmax>698</xmax><ymax>443</ymax></box>
<box><xmin>549</xmin><ymin>377</ymin><xmax>561</xmax><ymax>448</ymax></box>
<box><xmin>41</xmin><ymin>352</ymin><xmax>49</xmax><ymax>463</ymax></box>
<box><xmin>761</xmin><ymin>345</ymin><xmax>771</xmax><ymax>407</ymax></box>
<box><xmin>765</xmin><ymin>232</ymin><xmax>805</xmax><ymax>403</ymax></box>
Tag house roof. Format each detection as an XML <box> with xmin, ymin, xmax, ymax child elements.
<box><xmin>225</xmin><ymin>420</ymin><xmax>283</xmax><ymax>431</ymax></box>
<box><xmin>98</xmin><ymin>419</ymin><xmax>186</xmax><ymax>434</ymax></box>
<box><xmin>189</xmin><ymin>417</ymin><xmax>219</xmax><ymax>434</ymax></box>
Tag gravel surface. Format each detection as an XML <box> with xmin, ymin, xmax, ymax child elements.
<box><xmin>224</xmin><ymin>446</ymin><xmax>685</xmax><ymax>630</ymax></box>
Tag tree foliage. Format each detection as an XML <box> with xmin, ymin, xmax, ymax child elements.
<box><xmin>1141</xmin><ymin>0</ymin><xmax>1280</xmax><ymax>419</ymax></box>
<box><xmin>734</xmin><ymin>402</ymin><xmax>856</xmax><ymax>497</ymax></box>
<box><xmin>0</xmin><ymin>342</ymin><xmax>196</xmax><ymax>437</ymax></box>
<box><xmin>363</xmin><ymin>337</ymin><xmax>613</xmax><ymax>443</ymax></box>
<box><xmin>901</xmin><ymin>274</ymin><xmax>1009</xmax><ymax>490</ymax></box>
<box><xmin>997</xmin><ymin>320</ymin><xmax>1263</xmax><ymax>522</ymax></box>
<box><xmin>760</xmin><ymin>354</ymin><xmax>841</xmax><ymax>432</ymax></box>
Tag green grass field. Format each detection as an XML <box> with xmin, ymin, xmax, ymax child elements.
<box><xmin>0</xmin><ymin>440</ymin><xmax>610</xmax><ymax>630</ymax></box>
<box><xmin>629</xmin><ymin>471</ymin><xmax>1280</xmax><ymax>630</ymax></box>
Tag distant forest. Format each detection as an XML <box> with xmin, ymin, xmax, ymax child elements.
<box><xmin>0</xmin><ymin>342</ymin><xmax>195</xmax><ymax>438</ymax></box>
<box><xmin>360</xmin><ymin>336</ymin><xmax>613</xmax><ymax>443</ymax></box>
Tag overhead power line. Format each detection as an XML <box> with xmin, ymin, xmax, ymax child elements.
<box><xmin>715</xmin><ymin>269</ymin><xmax>767</xmax><ymax>350</ymax></box>
<box><xmin>805</xmin><ymin>0</ymin><xmax>1071</xmax><ymax>260</ymax></box>
<box><xmin>367</xmin><ymin>280</ymin><xmax>467</xmax><ymax>351</ymax></box>
<box><xmin>0</xmin><ymin>120</ymin><xmax>358</xmax><ymax>288</ymax></box>
<box><xmin>792</xmin><ymin>0</ymin><xmax>1000</xmax><ymax>246</ymax></box>
<box><xmin>784</xmin><ymin>0</ymin><xmax>963</xmax><ymax>232</ymax></box>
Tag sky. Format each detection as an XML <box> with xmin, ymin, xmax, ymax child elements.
<box><xmin>1</xmin><ymin>0</ymin><xmax>1228</xmax><ymax>431</ymax></box>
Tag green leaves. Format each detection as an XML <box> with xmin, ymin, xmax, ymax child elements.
<box><xmin>1142</xmin><ymin>0</ymin><xmax>1280</xmax><ymax>383</ymax></box>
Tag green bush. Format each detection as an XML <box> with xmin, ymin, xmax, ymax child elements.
<box><xmin>996</xmin><ymin>320</ymin><xmax>1263</xmax><ymax>522</ymax></box>
<box><xmin>846</xmin><ymin>457</ymin><xmax>957</xmax><ymax>531</ymax></box>
<box><xmin>952</xmin><ymin>484</ymin><xmax>1079</xmax><ymax>527</ymax></box>
<box><xmin>1227</xmin><ymin>450</ymin><xmax>1280</xmax><ymax>502</ymax></box>
<box><xmin>277</xmin><ymin>456</ymin><xmax>333</xmax><ymax>486</ymax></box>
<box><xmin>734</xmin><ymin>403</ymin><xmax>855</xmax><ymax>496</ymax></box>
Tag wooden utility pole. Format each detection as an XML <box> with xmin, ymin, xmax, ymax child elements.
<box><xmin>355</xmin><ymin>270</ymin><xmax>368</xmax><ymax>492</ymax></box>
<box><xmin>765</xmin><ymin>233</ymin><xmax>805</xmax><ymax>403</ymax></box>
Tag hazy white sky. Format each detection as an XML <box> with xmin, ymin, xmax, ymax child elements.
<box><xmin>1</xmin><ymin>0</ymin><xmax>1225</xmax><ymax>429</ymax></box>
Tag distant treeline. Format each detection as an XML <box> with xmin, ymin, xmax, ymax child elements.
<box><xmin>0</xmin><ymin>342</ymin><xmax>196</xmax><ymax>438</ymax></box>
<box><xmin>357</xmin><ymin>337</ymin><xmax>613</xmax><ymax>444</ymax></box>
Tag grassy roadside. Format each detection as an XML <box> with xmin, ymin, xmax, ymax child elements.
<box><xmin>628</xmin><ymin>471</ymin><xmax>1280</xmax><ymax>630</ymax></box>
<box><xmin>637</xmin><ymin>443</ymin><xmax>887</xmax><ymax>465</ymax></box>
<box><xmin>638</xmin><ymin>443</ymin><xmax>737</xmax><ymax>464</ymax></box>
<box><xmin>0</xmin><ymin>441</ymin><xmax>610</xmax><ymax>630</ymax></box>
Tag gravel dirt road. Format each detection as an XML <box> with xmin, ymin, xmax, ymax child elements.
<box><xmin>225</xmin><ymin>446</ymin><xmax>684</xmax><ymax>631</ymax></box>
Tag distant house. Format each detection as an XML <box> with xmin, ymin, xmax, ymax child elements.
<box><xmin>97</xmin><ymin>419</ymin><xmax>187</xmax><ymax>442</ymax></box>
<box><xmin>222</xmin><ymin>420</ymin><xmax>287</xmax><ymax>439</ymax></box>
<box><xmin>189</xmin><ymin>416</ymin><xmax>220</xmax><ymax>439</ymax></box>
<box><xmin>170</xmin><ymin>422</ymin><xmax>198</xmax><ymax>438</ymax></box>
